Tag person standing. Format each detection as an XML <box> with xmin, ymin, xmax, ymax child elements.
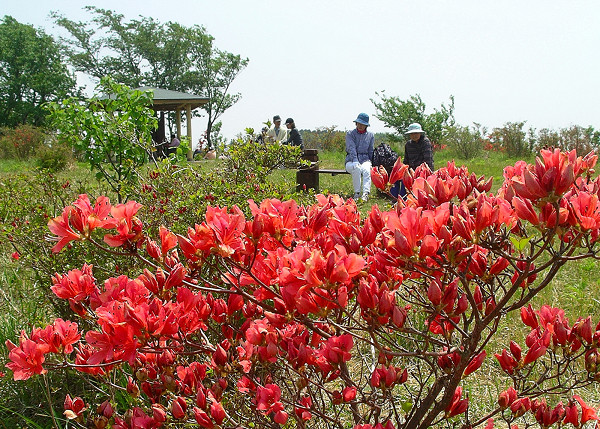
<box><xmin>345</xmin><ymin>113</ymin><xmax>374</xmax><ymax>201</ymax></box>
<box><xmin>266</xmin><ymin>115</ymin><xmax>288</xmax><ymax>142</ymax></box>
<box><xmin>284</xmin><ymin>118</ymin><xmax>304</xmax><ymax>150</ymax></box>
<box><xmin>400</xmin><ymin>122</ymin><xmax>434</xmax><ymax>197</ymax></box>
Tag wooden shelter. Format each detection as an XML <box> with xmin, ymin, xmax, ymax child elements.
<box><xmin>138</xmin><ymin>87</ymin><xmax>209</xmax><ymax>159</ymax></box>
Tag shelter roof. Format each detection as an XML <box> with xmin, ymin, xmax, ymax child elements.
<box><xmin>136</xmin><ymin>87</ymin><xmax>209</xmax><ymax>111</ymax></box>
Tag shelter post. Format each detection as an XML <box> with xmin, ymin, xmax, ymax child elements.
<box><xmin>186</xmin><ymin>104</ymin><xmax>192</xmax><ymax>160</ymax></box>
<box><xmin>176</xmin><ymin>110</ymin><xmax>182</xmax><ymax>144</ymax></box>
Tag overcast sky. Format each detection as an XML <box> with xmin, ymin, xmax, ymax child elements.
<box><xmin>4</xmin><ymin>0</ymin><xmax>600</xmax><ymax>143</ymax></box>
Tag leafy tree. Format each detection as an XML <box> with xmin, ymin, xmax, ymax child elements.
<box><xmin>371</xmin><ymin>92</ymin><xmax>455</xmax><ymax>146</ymax></box>
<box><xmin>0</xmin><ymin>16</ymin><xmax>76</xmax><ymax>127</ymax></box>
<box><xmin>45</xmin><ymin>77</ymin><xmax>157</xmax><ymax>202</ymax></box>
<box><xmin>192</xmin><ymin>46</ymin><xmax>248</xmax><ymax>149</ymax></box>
<box><xmin>52</xmin><ymin>6</ymin><xmax>248</xmax><ymax>148</ymax></box>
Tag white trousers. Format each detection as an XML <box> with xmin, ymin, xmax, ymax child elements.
<box><xmin>345</xmin><ymin>161</ymin><xmax>372</xmax><ymax>195</ymax></box>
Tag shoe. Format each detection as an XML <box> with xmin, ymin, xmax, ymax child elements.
<box><xmin>353</xmin><ymin>193</ymin><xmax>361</xmax><ymax>200</ymax></box>
<box><xmin>361</xmin><ymin>193</ymin><xmax>370</xmax><ymax>202</ymax></box>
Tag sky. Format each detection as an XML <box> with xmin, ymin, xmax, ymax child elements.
<box><xmin>3</xmin><ymin>0</ymin><xmax>600</xmax><ymax>144</ymax></box>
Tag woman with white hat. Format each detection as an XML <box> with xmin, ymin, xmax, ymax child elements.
<box><xmin>403</xmin><ymin>123</ymin><xmax>433</xmax><ymax>171</ymax></box>
<box><xmin>398</xmin><ymin>122</ymin><xmax>434</xmax><ymax>198</ymax></box>
<box><xmin>345</xmin><ymin>113</ymin><xmax>375</xmax><ymax>201</ymax></box>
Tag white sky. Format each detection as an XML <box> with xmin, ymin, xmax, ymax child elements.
<box><xmin>4</xmin><ymin>0</ymin><xmax>600</xmax><ymax>144</ymax></box>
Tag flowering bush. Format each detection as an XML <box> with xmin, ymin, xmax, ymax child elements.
<box><xmin>489</xmin><ymin>122</ymin><xmax>533</xmax><ymax>157</ymax></box>
<box><xmin>133</xmin><ymin>159</ymin><xmax>309</xmax><ymax>236</ymax></box>
<box><xmin>6</xmin><ymin>149</ymin><xmax>600</xmax><ymax>428</ymax></box>
<box><xmin>536</xmin><ymin>125</ymin><xmax>600</xmax><ymax>156</ymax></box>
<box><xmin>0</xmin><ymin>124</ymin><xmax>46</xmax><ymax>160</ymax></box>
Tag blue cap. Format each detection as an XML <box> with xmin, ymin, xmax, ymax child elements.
<box><xmin>354</xmin><ymin>113</ymin><xmax>370</xmax><ymax>127</ymax></box>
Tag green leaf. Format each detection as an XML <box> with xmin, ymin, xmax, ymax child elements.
<box><xmin>510</xmin><ymin>236</ymin><xmax>531</xmax><ymax>252</ymax></box>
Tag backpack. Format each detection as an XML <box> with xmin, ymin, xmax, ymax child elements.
<box><xmin>372</xmin><ymin>143</ymin><xmax>399</xmax><ymax>173</ymax></box>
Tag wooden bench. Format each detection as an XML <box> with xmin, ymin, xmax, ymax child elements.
<box><xmin>316</xmin><ymin>168</ymin><xmax>349</xmax><ymax>176</ymax></box>
<box><xmin>296</xmin><ymin>150</ymin><xmax>350</xmax><ymax>191</ymax></box>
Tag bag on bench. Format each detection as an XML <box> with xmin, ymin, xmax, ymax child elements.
<box><xmin>373</xmin><ymin>143</ymin><xmax>399</xmax><ymax>174</ymax></box>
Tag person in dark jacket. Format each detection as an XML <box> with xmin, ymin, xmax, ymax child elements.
<box><xmin>404</xmin><ymin>123</ymin><xmax>434</xmax><ymax>170</ymax></box>
<box><xmin>399</xmin><ymin>123</ymin><xmax>434</xmax><ymax>197</ymax></box>
<box><xmin>284</xmin><ymin>118</ymin><xmax>304</xmax><ymax>150</ymax></box>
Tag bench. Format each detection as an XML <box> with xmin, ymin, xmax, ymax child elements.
<box><xmin>316</xmin><ymin>168</ymin><xmax>349</xmax><ymax>176</ymax></box>
<box><xmin>296</xmin><ymin>150</ymin><xmax>350</xmax><ymax>191</ymax></box>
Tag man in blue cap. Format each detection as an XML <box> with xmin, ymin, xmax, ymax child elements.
<box><xmin>345</xmin><ymin>113</ymin><xmax>374</xmax><ymax>201</ymax></box>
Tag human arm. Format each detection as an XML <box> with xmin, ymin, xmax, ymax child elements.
<box><xmin>345</xmin><ymin>131</ymin><xmax>358</xmax><ymax>163</ymax></box>
<box><xmin>423</xmin><ymin>138</ymin><xmax>434</xmax><ymax>170</ymax></box>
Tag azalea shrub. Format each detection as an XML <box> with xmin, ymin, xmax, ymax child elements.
<box><xmin>224</xmin><ymin>130</ymin><xmax>305</xmax><ymax>184</ymax></box>
<box><xmin>489</xmin><ymin>122</ymin><xmax>534</xmax><ymax>158</ymax></box>
<box><xmin>132</xmin><ymin>159</ymin><xmax>310</xmax><ymax>236</ymax></box>
<box><xmin>535</xmin><ymin>125</ymin><xmax>600</xmax><ymax>157</ymax></box>
<box><xmin>6</xmin><ymin>148</ymin><xmax>600</xmax><ymax>428</ymax></box>
<box><xmin>0</xmin><ymin>124</ymin><xmax>46</xmax><ymax>160</ymax></box>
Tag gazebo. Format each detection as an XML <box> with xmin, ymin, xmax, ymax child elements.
<box><xmin>138</xmin><ymin>87</ymin><xmax>210</xmax><ymax>159</ymax></box>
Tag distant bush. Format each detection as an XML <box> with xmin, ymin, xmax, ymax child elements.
<box><xmin>445</xmin><ymin>123</ymin><xmax>486</xmax><ymax>159</ymax></box>
<box><xmin>223</xmin><ymin>130</ymin><xmax>304</xmax><ymax>183</ymax></box>
<box><xmin>301</xmin><ymin>126</ymin><xmax>346</xmax><ymax>151</ymax></box>
<box><xmin>489</xmin><ymin>121</ymin><xmax>532</xmax><ymax>157</ymax></box>
<box><xmin>0</xmin><ymin>125</ymin><xmax>46</xmax><ymax>160</ymax></box>
<box><xmin>34</xmin><ymin>140</ymin><xmax>72</xmax><ymax>172</ymax></box>
<box><xmin>536</xmin><ymin>125</ymin><xmax>599</xmax><ymax>156</ymax></box>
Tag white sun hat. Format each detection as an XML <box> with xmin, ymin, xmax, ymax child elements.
<box><xmin>405</xmin><ymin>123</ymin><xmax>424</xmax><ymax>134</ymax></box>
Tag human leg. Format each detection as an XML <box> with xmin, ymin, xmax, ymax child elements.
<box><xmin>345</xmin><ymin>162</ymin><xmax>362</xmax><ymax>199</ymax></box>
<box><xmin>390</xmin><ymin>181</ymin><xmax>400</xmax><ymax>198</ymax></box>
<box><xmin>399</xmin><ymin>180</ymin><xmax>407</xmax><ymax>199</ymax></box>
<box><xmin>359</xmin><ymin>161</ymin><xmax>372</xmax><ymax>200</ymax></box>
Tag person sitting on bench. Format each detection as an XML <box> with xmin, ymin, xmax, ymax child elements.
<box><xmin>284</xmin><ymin>118</ymin><xmax>304</xmax><ymax>150</ymax></box>
<box><xmin>400</xmin><ymin>123</ymin><xmax>434</xmax><ymax>198</ymax></box>
<box><xmin>345</xmin><ymin>113</ymin><xmax>374</xmax><ymax>202</ymax></box>
<box><xmin>166</xmin><ymin>135</ymin><xmax>180</xmax><ymax>157</ymax></box>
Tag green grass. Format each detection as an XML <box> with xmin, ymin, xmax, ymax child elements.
<box><xmin>0</xmin><ymin>159</ymin><xmax>36</xmax><ymax>174</ymax></box>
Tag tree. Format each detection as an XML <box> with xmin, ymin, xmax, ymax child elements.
<box><xmin>0</xmin><ymin>16</ymin><xmax>76</xmax><ymax>127</ymax></box>
<box><xmin>372</xmin><ymin>92</ymin><xmax>455</xmax><ymax>147</ymax></box>
<box><xmin>52</xmin><ymin>7</ymin><xmax>247</xmax><ymax>147</ymax></box>
<box><xmin>45</xmin><ymin>78</ymin><xmax>157</xmax><ymax>203</ymax></box>
<box><xmin>192</xmin><ymin>47</ymin><xmax>248</xmax><ymax>149</ymax></box>
<box><xmin>6</xmin><ymin>148</ymin><xmax>600</xmax><ymax>428</ymax></box>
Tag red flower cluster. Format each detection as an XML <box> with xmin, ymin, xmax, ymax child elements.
<box><xmin>6</xmin><ymin>148</ymin><xmax>600</xmax><ymax>427</ymax></box>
